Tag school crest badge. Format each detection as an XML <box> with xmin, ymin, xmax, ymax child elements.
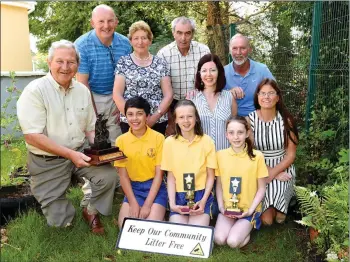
<box><xmin>147</xmin><ymin>148</ymin><xmax>156</xmax><ymax>158</ymax></box>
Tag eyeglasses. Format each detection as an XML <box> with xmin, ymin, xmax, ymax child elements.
<box><xmin>199</xmin><ymin>68</ymin><xmax>218</xmax><ymax>75</ymax></box>
<box><xmin>107</xmin><ymin>46</ymin><xmax>116</xmax><ymax>68</ymax></box>
<box><xmin>258</xmin><ymin>91</ymin><xmax>278</xmax><ymax>97</ymax></box>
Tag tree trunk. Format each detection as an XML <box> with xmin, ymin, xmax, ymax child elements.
<box><xmin>206</xmin><ymin>1</ymin><xmax>229</xmax><ymax>65</ymax></box>
<box><xmin>221</xmin><ymin>1</ymin><xmax>230</xmax><ymax>64</ymax></box>
<box><xmin>206</xmin><ymin>1</ymin><xmax>216</xmax><ymax>53</ymax></box>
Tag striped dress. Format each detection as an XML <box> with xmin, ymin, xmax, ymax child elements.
<box><xmin>248</xmin><ymin>110</ymin><xmax>295</xmax><ymax>214</ymax></box>
<box><xmin>191</xmin><ymin>90</ymin><xmax>232</xmax><ymax>151</ymax></box>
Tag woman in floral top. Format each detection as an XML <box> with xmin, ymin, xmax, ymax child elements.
<box><xmin>113</xmin><ymin>21</ymin><xmax>173</xmax><ymax>135</ymax></box>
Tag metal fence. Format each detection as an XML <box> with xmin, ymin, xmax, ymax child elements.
<box><xmin>235</xmin><ymin>1</ymin><xmax>349</xmax><ymax>140</ymax></box>
<box><xmin>306</xmin><ymin>1</ymin><xmax>349</xmax><ymax>149</ymax></box>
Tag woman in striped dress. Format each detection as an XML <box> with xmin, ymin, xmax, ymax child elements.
<box><xmin>190</xmin><ymin>54</ymin><xmax>237</xmax><ymax>151</ymax></box>
<box><xmin>248</xmin><ymin>78</ymin><xmax>298</xmax><ymax>225</ymax></box>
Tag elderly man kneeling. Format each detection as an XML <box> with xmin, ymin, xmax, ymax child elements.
<box><xmin>17</xmin><ymin>40</ymin><xmax>117</xmax><ymax>234</ymax></box>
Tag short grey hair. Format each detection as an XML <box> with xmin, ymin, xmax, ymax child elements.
<box><xmin>171</xmin><ymin>16</ymin><xmax>196</xmax><ymax>33</ymax></box>
<box><xmin>48</xmin><ymin>40</ymin><xmax>80</xmax><ymax>64</ymax></box>
<box><xmin>229</xmin><ymin>34</ymin><xmax>251</xmax><ymax>49</ymax></box>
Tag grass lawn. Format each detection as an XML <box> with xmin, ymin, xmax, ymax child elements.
<box><xmin>2</xmin><ymin>187</ymin><xmax>309</xmax><ymax>262</ymax></box>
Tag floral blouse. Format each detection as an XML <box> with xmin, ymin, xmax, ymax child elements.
<box><xmin>115</xmin><ymin>55</ymin><xmax>170</xmax><ymax>123</ymax></box>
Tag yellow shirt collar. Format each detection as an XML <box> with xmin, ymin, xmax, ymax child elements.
<box><xmin>228</xmin><ymin>145</ymin><xmax>248</xmax><ymax>157</ymax></box>
<box><xmin>177</xmin><ymin>134</ymin><xmax>201</xmax><ymax>144</ymax></box>
<box><xmin>126</xmin><ymin>125</ymin><xmax>151</xmax><ymax>143</ymax></box>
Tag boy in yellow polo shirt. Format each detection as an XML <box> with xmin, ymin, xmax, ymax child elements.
<box><xmin>114</xmin><ymin>97</ymin><xmax>166</xmax><ymax>228</ymax></box>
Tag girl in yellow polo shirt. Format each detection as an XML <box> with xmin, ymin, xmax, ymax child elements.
<box><xmin>214</xmin><ymin>116</ymin><xmax>268</xmax><ymax>248</ymax></box>
<box><xmin>161</xmin><ymin>100</ymin><xmax>217</xmax><ymax>226</ymax></box>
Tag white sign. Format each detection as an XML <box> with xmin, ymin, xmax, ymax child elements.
<box><xmin>116</xmin><ymin>218</ymin><xmax>214</xmax><ymax>259</ymax></box>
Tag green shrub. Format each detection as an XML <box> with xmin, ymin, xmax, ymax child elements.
<box><xmin>295</xmin><ymin>176</ymin><xmax>349</xmax><ymax>257</ymax></box>
<box><xmin>1</xmin><ymin>71</ymin><xmax>22</xmax><ymax>147</ymax></box>
<box><xmin>295</xmin><ymin>85</ymin><xmax>349</xmax><ymax>189</ymax></box>
<box><xmin>1</xmin><ymin>72</ymin><xmax>28</xmax><ymax>186</ymax></box>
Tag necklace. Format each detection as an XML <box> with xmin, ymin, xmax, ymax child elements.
<box><xmin>132</xmin><ymin>52</ymin><xmax>151</xmax><ymax>61</ymax></box>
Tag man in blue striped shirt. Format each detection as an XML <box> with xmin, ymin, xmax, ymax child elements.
<box><xmin>75</xmin><ymin>4</ymin><xmax>131</xmax><ymax>207</ymax></box>
<box><xmin>75</xmin><ymin>4</ymin><xmax>131</xmax><ymax>142</ymax></box>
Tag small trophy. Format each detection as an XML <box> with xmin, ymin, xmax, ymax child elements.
<box><xmin>181</xmin><ymin>173</ymin><xmax>195</xmax><ymax>212</ymax></box>
<box><xmin>224</xmin><ymin>177</ymin><xmax>243</xmax><ymax>216</ymax></box>
<box><xmin>84</xmin><ymin>114</ymin><xmax>127</xmax><ymax>165</ymax></box>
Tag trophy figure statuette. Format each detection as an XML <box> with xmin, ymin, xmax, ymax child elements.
<box><xmin>181</xmin><ymin>173</ymin><xmax>195</xmax><ymax>212</ymax></box>
<box><xmin>224</xmin><ymin>177</ymin><xmax>243</xmax><ymax>216</ymax></box>
<box><xmin>83</xmin><ymin>114</ymin><xmax>127</xmax><ymax>165</ymax></box>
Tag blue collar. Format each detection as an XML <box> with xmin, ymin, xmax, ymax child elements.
<box><xmin>232</xmin><ymin>59</ymin><xmax>256</xmax><ymax>76</ymax></box>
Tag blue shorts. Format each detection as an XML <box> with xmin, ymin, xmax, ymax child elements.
<box><xmin>123</xmin><ymin>179</ymin><xmax>167</xmax><ymax>208</ymax></box>
<box><xmin>211</xmin><ymin>180</ymin><xmax>220</xmax><ymax>217</ymax></box>
<box><xmin>241</xmin><ymin>212</ymin><xmax>262</xmax><ymax>230</ymax></box>
<box><xmin>170</xmin><ymin>189</ymin><xmax>214</xmax><ymax>217</ymax></box>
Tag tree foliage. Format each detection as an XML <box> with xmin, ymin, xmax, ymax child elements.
<box><xmin>30</xmin><ymin>1</ymin><xmax>265</xmax><ymax>64</ymax></box>
<box><xmin>29</xmin><ymin>1</ymin><xmax>207</xmax><ymax>53</ymax></box>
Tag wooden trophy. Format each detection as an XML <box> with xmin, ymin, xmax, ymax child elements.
<box><xmin>83</xmin><ymin>113</ymin><xmax>126</xmax><ymax>165</ymax></box>
<box><xmin>224</xmin><ymin>177</ymin><xmax>243</xmax><ymax>216</ymax></box>
<box><xmin>83</xmin><ymin>90</ymin><xmax>127</xmax><ymax>165</ymax></box>
<box><xmin>181</xmin><ymin>173</ymin><xmax>195</xmax><ymax>212</ymax></box>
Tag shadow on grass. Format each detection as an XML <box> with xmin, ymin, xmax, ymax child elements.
<box><xmin>2</xmin><ymin>186</ymin><xmax>309</xmax><ymax>262</ymax></box>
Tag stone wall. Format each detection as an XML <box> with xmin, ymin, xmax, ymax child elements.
<box><xmin>1</xmin><ymin>71</ymin><xmax>46</xmax><ymax>138</ymax></box>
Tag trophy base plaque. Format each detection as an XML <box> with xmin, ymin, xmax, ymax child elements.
<box><xmin>181</xmin><ymin>204</ymin><xmax>198</xmax><ymax>213</ymax></box>
<box><xmin>224</xmin><ymin>209</ymin><xmax>243</xmax><ymax>216</ymax></box>
<box><xmin>180</xmin><ymin>206</ymin><xmax>199</xmax><ymax>213</ymax></box>
<box><xmin>181</xmin><ymin>207</ymin><xmax>190</xmax><ymax>212</ymax></box>
<box><xmin>84</xmin><ymin>146</ymin><xmax>127</xmax><ymax>166</ymax></box>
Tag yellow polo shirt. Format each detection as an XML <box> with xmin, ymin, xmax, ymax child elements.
<box><xmin>161</xmin><ymin>134</ymin><xmax>217</xmax><ymax>192</ymax></box>
<box><xmin>114</xmin><ymin>127</ymin><xmax>164</xmax><ymax>182</ymax></box>
<box><xmin>216</xmin><ymin>148</ymin><xmax>268</xmax><ymax>212</ymax></box>
<box><xmin>17</xmin><ymin>73</ymin><xmax>96</xmax><ymax>155</ymax></box>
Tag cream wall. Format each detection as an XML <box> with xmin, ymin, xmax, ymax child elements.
<box><xmin>1</xmin><ymin>3</ymin><xmax>33</xmax><ymax>71</ymax></box>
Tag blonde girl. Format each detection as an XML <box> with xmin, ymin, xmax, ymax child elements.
<box><xmin>161</xmin><ymin>100</ymin><xmax>217</xmax><ymax>226</ymax></box>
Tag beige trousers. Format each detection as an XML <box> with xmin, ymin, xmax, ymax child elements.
<box><xmin>28</xmin><ymin>152</ymin><xmax>117</xmax><ymax>227</ymax></box>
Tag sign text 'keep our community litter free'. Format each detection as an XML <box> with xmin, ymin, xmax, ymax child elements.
<box><xmin>116</xmin><ymin>218</ymin><xmax>214</xmax><ymax>259</ymax></box>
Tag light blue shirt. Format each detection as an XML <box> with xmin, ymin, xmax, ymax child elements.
<box><xmin>224</xmin><ymin>59</ymin><xmax>274</xmax><ymax>116</ymax></box>
<box><xmin>74</xmin><ymin>30</ymin><xmax>131</xmax><ymax>95</ymax></box>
